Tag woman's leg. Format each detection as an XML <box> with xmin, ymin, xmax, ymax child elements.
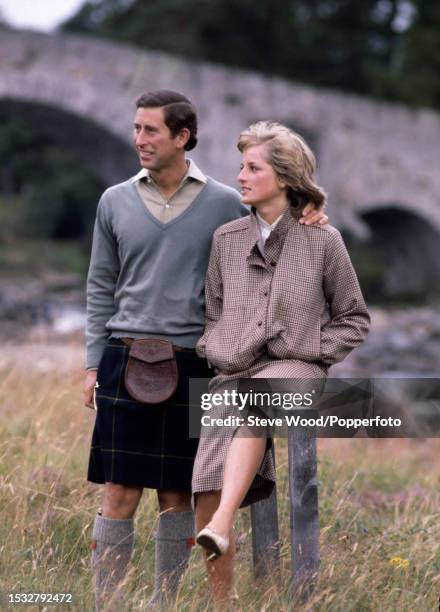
<box><xmin>208</xmin><ymin>436</ymin><xmax>266</xmax><ymax>536</ymax></box>
<box><xmin>195</xmin><ymin>436</ymin><xmax>266</xmax><ymax>606</ymax></box>
<box><xmin>196</xmin><ymin>491</ymin><xmax>236</xmax><ymax>607</ymax></box>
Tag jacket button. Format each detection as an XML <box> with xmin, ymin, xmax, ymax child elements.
<box><xmin>257</xmin><ymin>321</ymin><xmax>263</xmax><ymax>326</ymax></box>
<box><xmin>270</xmin><ymin>261</ymin><xmax>276</xmax><ymax>267</ymax></box>
<box><xmin>263</xmin><ymin>291</ymin><xmax>268</xmax><ymax>297</ymax></box>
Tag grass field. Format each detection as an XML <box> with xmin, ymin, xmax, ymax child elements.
<box><xmin>1</xmin><ymin>341</ymin><xmax>439</xmax><ymax>611</ymax></box>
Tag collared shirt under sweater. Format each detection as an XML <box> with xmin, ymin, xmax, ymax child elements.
<box><xmin>86</xmin><ymin>170</ymin><xmax>247</xmax><ymax>369</ymax></box>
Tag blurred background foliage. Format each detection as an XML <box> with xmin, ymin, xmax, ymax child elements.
<box><xmin>0</xmin><ymin>118</ymin><xmax>102</xmax><ymax>241</ymax></box>
<box><xmin>62</xmin><ymin>0</ymin><xmax>440</xmax><ymax>110</ymax></box>
<box><xmin>0</xmin><ymin>116</ymin><xmax>103</xmax><ymax>276</ymax></box>
<box><xmin>2</xmin><ymin>0</ymin><xmax>440</xmax><ymax>295</ymax></box>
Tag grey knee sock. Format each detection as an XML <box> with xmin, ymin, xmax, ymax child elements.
<box><xmin>91</xmin><ymin>515</ymin><xmax>134</xmax><ymax>610</ymax></box>
<box><xmin>149</xmin><ymin>510</ymin><xmax>195</xmax><ymax>606</ymax></box>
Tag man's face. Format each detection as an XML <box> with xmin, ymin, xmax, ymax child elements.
<box><xmin>132</xmin><ymin>106</ymin><xmax>183</xmax><ymax>171</ymax></box>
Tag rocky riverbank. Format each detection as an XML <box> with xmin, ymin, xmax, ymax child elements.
<box><xmin>1</xmin><ymin>275</ymin><xmax>439</xmax><ymax>376</ymax></box>
<box><xmin>0</xmin><ymin>274</ymin><xmax>85</xmax><ymax>340</ymax></box>
<box><xmin>332</xmin><ymin>306</ymin><xmax>440</xmax><ymax>377</ymax></box>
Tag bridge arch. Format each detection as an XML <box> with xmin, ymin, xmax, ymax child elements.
<box><xmin>1</xmin><ymin>27</ymin><xmax>440</xmax><ymax>247</ymax></box>
<box><xmin>350</xmin><ymin>204</ymin><xmax>440</xmax><ymax>298</ymax></box>
<box><xmin>0</xmin><ymin>99</ymin><xmax>137</xmax><ymax>186</ymax></box>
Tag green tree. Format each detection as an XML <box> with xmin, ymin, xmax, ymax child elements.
<box><xmin>0</xmin><ymin>118</ymin><xmax>102</xmax><ymax>241</ymax></box>
<box><xmin>62</xmin><ymin>0</ymin><xmax>440</xmax><ymax>109</ymax></box>
<box><xmin>397</xmin><ymin>1</ymin><xmax>440</xmax><ymax>107</ymax></box>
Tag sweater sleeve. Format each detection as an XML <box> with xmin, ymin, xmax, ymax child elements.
<box><xmin>320</xmin><ymin>229</ymin><xmax>370</xmax><ymax>366</ymax></box>
<box><xmin>196</xmin><ymin>233</ymin><xmax>223</xmax><ymax>359</ymax></box>
<box><xmin>86</xmin><ymin>195</ymin><xmax>120</xmax><ymax>369</ymax></box>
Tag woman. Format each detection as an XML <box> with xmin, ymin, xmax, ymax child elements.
<box><xmin>192</xmin><ymin>121</ymin><xmax>370</xmax><ymax>606</ymax></box>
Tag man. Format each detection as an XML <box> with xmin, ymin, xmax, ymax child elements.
<box><xmin>84</xmin><ymin>89</ymin><xmax>327</xmax><ymax>608</ymax></box>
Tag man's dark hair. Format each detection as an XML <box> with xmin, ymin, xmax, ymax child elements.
<box><xmin>135</xmin><ymin>90</ymin><xmax>198</xmax><ymax>151</ymax></box>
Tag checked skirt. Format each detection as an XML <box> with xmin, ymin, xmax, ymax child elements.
<box><xmin>87</xmin><ymin>339</ymin><xmax>212</xmax><ymax>490</ymax></box>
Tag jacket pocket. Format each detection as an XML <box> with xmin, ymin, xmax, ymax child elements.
<box><xmin>278</xmin><ymin>309</ymin><xmax>322</xmax><ymax>362</ymax></box>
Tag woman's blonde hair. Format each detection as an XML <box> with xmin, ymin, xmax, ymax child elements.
<box><xmin>237</xmin><ymin>121</ymin><xmax>327</xmax><ymax>216</ymax></box>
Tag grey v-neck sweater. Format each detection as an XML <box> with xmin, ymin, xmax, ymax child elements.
<box><xmin>86</xmin><ymin>176</ymin><xmax>247</xmax><ymax>368</ymax></box>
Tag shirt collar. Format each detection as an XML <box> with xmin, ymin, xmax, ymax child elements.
<box><xmin>186</xmin><ymin>159</ymin><xmax>207</xmax><ymax>183</ymax></box>
<box><xmin>246</xmin><ymin>206</ymin><xmax>297</xmax><ymax>256</ymax></box>
<box><xmin>130</xmin><ymin>159</ymin><xmax>207</xmax><ymax>185</ymax></box>
<box><xmin>256</xmin><ymin>210</ymin><xmax>285</xmax><ymax>232</ymax></box>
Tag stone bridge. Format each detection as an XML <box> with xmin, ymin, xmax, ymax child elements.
<box><xmin>1</xmin><ymin>28</ymin><xmax>440</xmax><ymax>294</ymax></box>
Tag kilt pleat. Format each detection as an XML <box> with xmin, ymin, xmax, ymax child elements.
<box><xmin>87</xmin><ymin>339</ymin><xmax>211</xmax><ymax>490</ymax></box>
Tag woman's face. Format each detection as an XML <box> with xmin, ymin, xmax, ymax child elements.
<box><xmin>237</xmin><ymin>144</ymin><xmax>284</xmax><ymax>208</ymax></box>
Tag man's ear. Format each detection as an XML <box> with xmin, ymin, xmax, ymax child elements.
<box><xmin>176</xmin><ymin>128</ymin><xmax>191</xmax><ymax>149</ymax></box>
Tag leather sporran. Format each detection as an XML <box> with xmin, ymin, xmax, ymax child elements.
<box><xmin>123</xmin><ymin>338</ymin><xmax>178</xmax><ymax>404</ymax></box>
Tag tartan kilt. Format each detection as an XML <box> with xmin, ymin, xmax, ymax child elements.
<box><xmin>87</xmin><ymin>339</ymin><xmax>211</xmax><ymax>490</ymax></box>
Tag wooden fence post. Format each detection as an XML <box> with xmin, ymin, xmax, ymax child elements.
<box><xmin>288</xmin><ymin>410</ymin><xmax>320</xmax><ymax>598</ymax></box>
<box><xmin>250</xmin><ymin>479</ymin><xmax>280</xmax><ymax>577</ymax></box>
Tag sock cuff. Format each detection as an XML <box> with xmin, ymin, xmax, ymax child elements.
<box><xmin>92</xmin><ymin>515</ymin><xmax>134</xmax><ymax>546</ymax></box>
<box><xmin>156</xmin><ymin>510</ymin><xmax>194</xmax><ymax>540</ymax></box>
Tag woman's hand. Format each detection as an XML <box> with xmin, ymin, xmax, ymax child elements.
<box><xmin>299</xmin><ymin>202</ymin><xmax>328</xmax><ymax>226</ymax></box>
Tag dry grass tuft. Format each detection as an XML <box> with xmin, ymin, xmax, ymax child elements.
<box><xmin>1</xmin><ymin>341</ymin><xmax>439</xmax><ymax>610</ymax></box>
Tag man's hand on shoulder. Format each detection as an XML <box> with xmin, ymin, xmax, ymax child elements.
<box><xmin>84</xmin><ymin>369</ymin><xmax>98</xmax><ymax>409</ymax></box>
<box><xmin>299</xmin><ymin>202</ymin><xmax>328</xmax><ymax>226</ymax></box>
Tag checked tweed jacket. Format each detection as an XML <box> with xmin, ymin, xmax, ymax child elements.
<box><xmin>192</xmin><ymin>207</ymin><xmax>370</xmax><ymax>506</ymax></box>
<box><xmin>196</xmin><ymin>207</ymin><xmax>370</xmax><ymax>376</ymax></box>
